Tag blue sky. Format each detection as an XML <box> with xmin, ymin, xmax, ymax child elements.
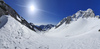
<box><xmin>4</xmin><ymin>0</ymin><xmax>100</xmax><ymax>25</ymax></box>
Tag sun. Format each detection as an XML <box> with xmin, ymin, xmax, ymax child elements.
<box><xmin>29</xmin><ymin>5</ymin><xmax>36</xmax><ymax>12</ymax></box>
<box><xmin>27</xmin><ymin>3</ymin><xmax>38</xmax><ymax>14</ymax></box>
<box><xmin>30</xmin><ymin>5</ymin><xmax>35</xmax><ymax>11</ymax></box>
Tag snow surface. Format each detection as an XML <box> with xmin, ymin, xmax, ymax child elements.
<box><xmin>0</xmin><ymin>15</ymin><xmax>100</xmax><ymax>49</ymax></box>
<box><xmin>16</xmin><ymin>15</ymin><xmax>22</xmax><ymax>22</ymax></box>
<box><xmin>45</xmin><ymin>17</ymin><xmax>100</xmax><ymax>37</ymax></box>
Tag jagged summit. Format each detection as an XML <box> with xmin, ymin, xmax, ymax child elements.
<box><xmin>75</xmin><ymin>8</ymin><xmax>95</xmax><ymax>18</ymax></box>
<box><xmin>86</xmin><ymin>8</ymin><xmax>93</xmax><ymax>12</ymax></box>
<box><xmin>56</xmin><ymin>8</ymin><xmax>99</xmax><ymax>28</ymax></box>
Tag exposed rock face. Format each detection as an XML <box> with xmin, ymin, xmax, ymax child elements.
<box><xmin>0</xmin><ymin>7</ymin><xmax>5</xmax><ymax>16</ymax></box>
<box><xmin>55</xmin><ymin>8</ymin><xmax>99</xmax><ymax>28</ymax></box>
<box><xmin>0</xmin><ymin>0</ymin><xmax>3</xmax><ymax>1</ymax></box>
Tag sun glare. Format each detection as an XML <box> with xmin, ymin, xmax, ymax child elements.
<box><xmin>30</xmin><ymin>5</ymin><xmax>35</xmax><ymax>11</ymax></box>
<box><xmin>29</xmin><ymin>5</ymin><xmax>35</xmax><ymax>12</ymax></box>
<box><xmin>27</xmin><ymin>2</ymin><xmax>38</xmax><ymax>14</ymax></box>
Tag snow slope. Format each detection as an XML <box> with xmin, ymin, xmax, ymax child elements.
<box><xmin>0</xmin><ymin>15</ymin><xmax>47</xmax><ymax>49</ymax></box>
<box><xmin>45</xmin><ymin>9</ymin><xmax>100</xmax><ymax>37</ymax></box>
<box><xmin>0</xmin><ymin>15</ymin><xmax>100</xmax><ymax>49</ymax></box>
<box><xmin>45</xmin><ymin>17</ymin><xmax>100</xmax><ymax>37</ymax></box>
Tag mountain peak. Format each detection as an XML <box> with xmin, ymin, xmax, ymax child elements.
<box><xmin>56</xmin><ymin>8</ymin><xmax>99</xmax><ymax>28</ymax></box>
<box><xmin>75</xmin><ymin>8</ymin><xmax>95</xmax><ymax>18</ymax></box>
<box><xmin>78</xmin><ymin>8</ymin><xmax>93</xmax><ymax>13</ymax></box>
<box><xmin>86</xmin><ymin>8</ymin><xmax>93</xmax><ymax>12</ymax></box>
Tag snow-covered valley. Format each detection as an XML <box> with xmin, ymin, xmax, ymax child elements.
<box><xmin>0</xmin><ymin>0</ymin><xmax>100</xmax><ymax>49</ymax></box>
<box><xmin>0</xmin><ymin>10</ymin><xmax>100</xmax><ymax>49</ymax></box>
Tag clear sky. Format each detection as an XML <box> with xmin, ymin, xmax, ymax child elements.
<box><xmin>4</xmin><ymin>0</ymin><xmax>100</xmax><ymax>25</ymax></box>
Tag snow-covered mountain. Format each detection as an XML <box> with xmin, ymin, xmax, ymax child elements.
<box><xmin>0</xmin><ymin>0</ymin><xmax>100</xmax><ymax>49</ymax></box>
<box><xmin>37</xmin><ymin>24</ymin><xmax>55</xmax><ymax>31</ymax></box>
<box><xmin>45</xmin><ymin>8</ymin><xmax>100</xmax><ymax>37</ymax></box>
<box><xmin>55</xmin><ymin>8</ymin><xmax>99</xmax><ymax>28</ymax></box>
<box><xmin>0</xmin><ymin>0</ymin><xmax>43</xmax><ymax>32</ymax></box>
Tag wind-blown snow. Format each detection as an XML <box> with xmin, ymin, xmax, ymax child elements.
<box><xmin>0</xmin><ymin>14</ymin><xmax>100</xmax><ymax>49</ymax></box>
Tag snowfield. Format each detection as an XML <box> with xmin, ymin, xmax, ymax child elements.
<box><xmin>45</xmin><ymin>17</ymin><xmax>100</xmax><ymax>37</ymax></box>
<box><xmin>0</xmin><ymin>15</ymin><xmax>100</xmax><ymax>49</ymax></box>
